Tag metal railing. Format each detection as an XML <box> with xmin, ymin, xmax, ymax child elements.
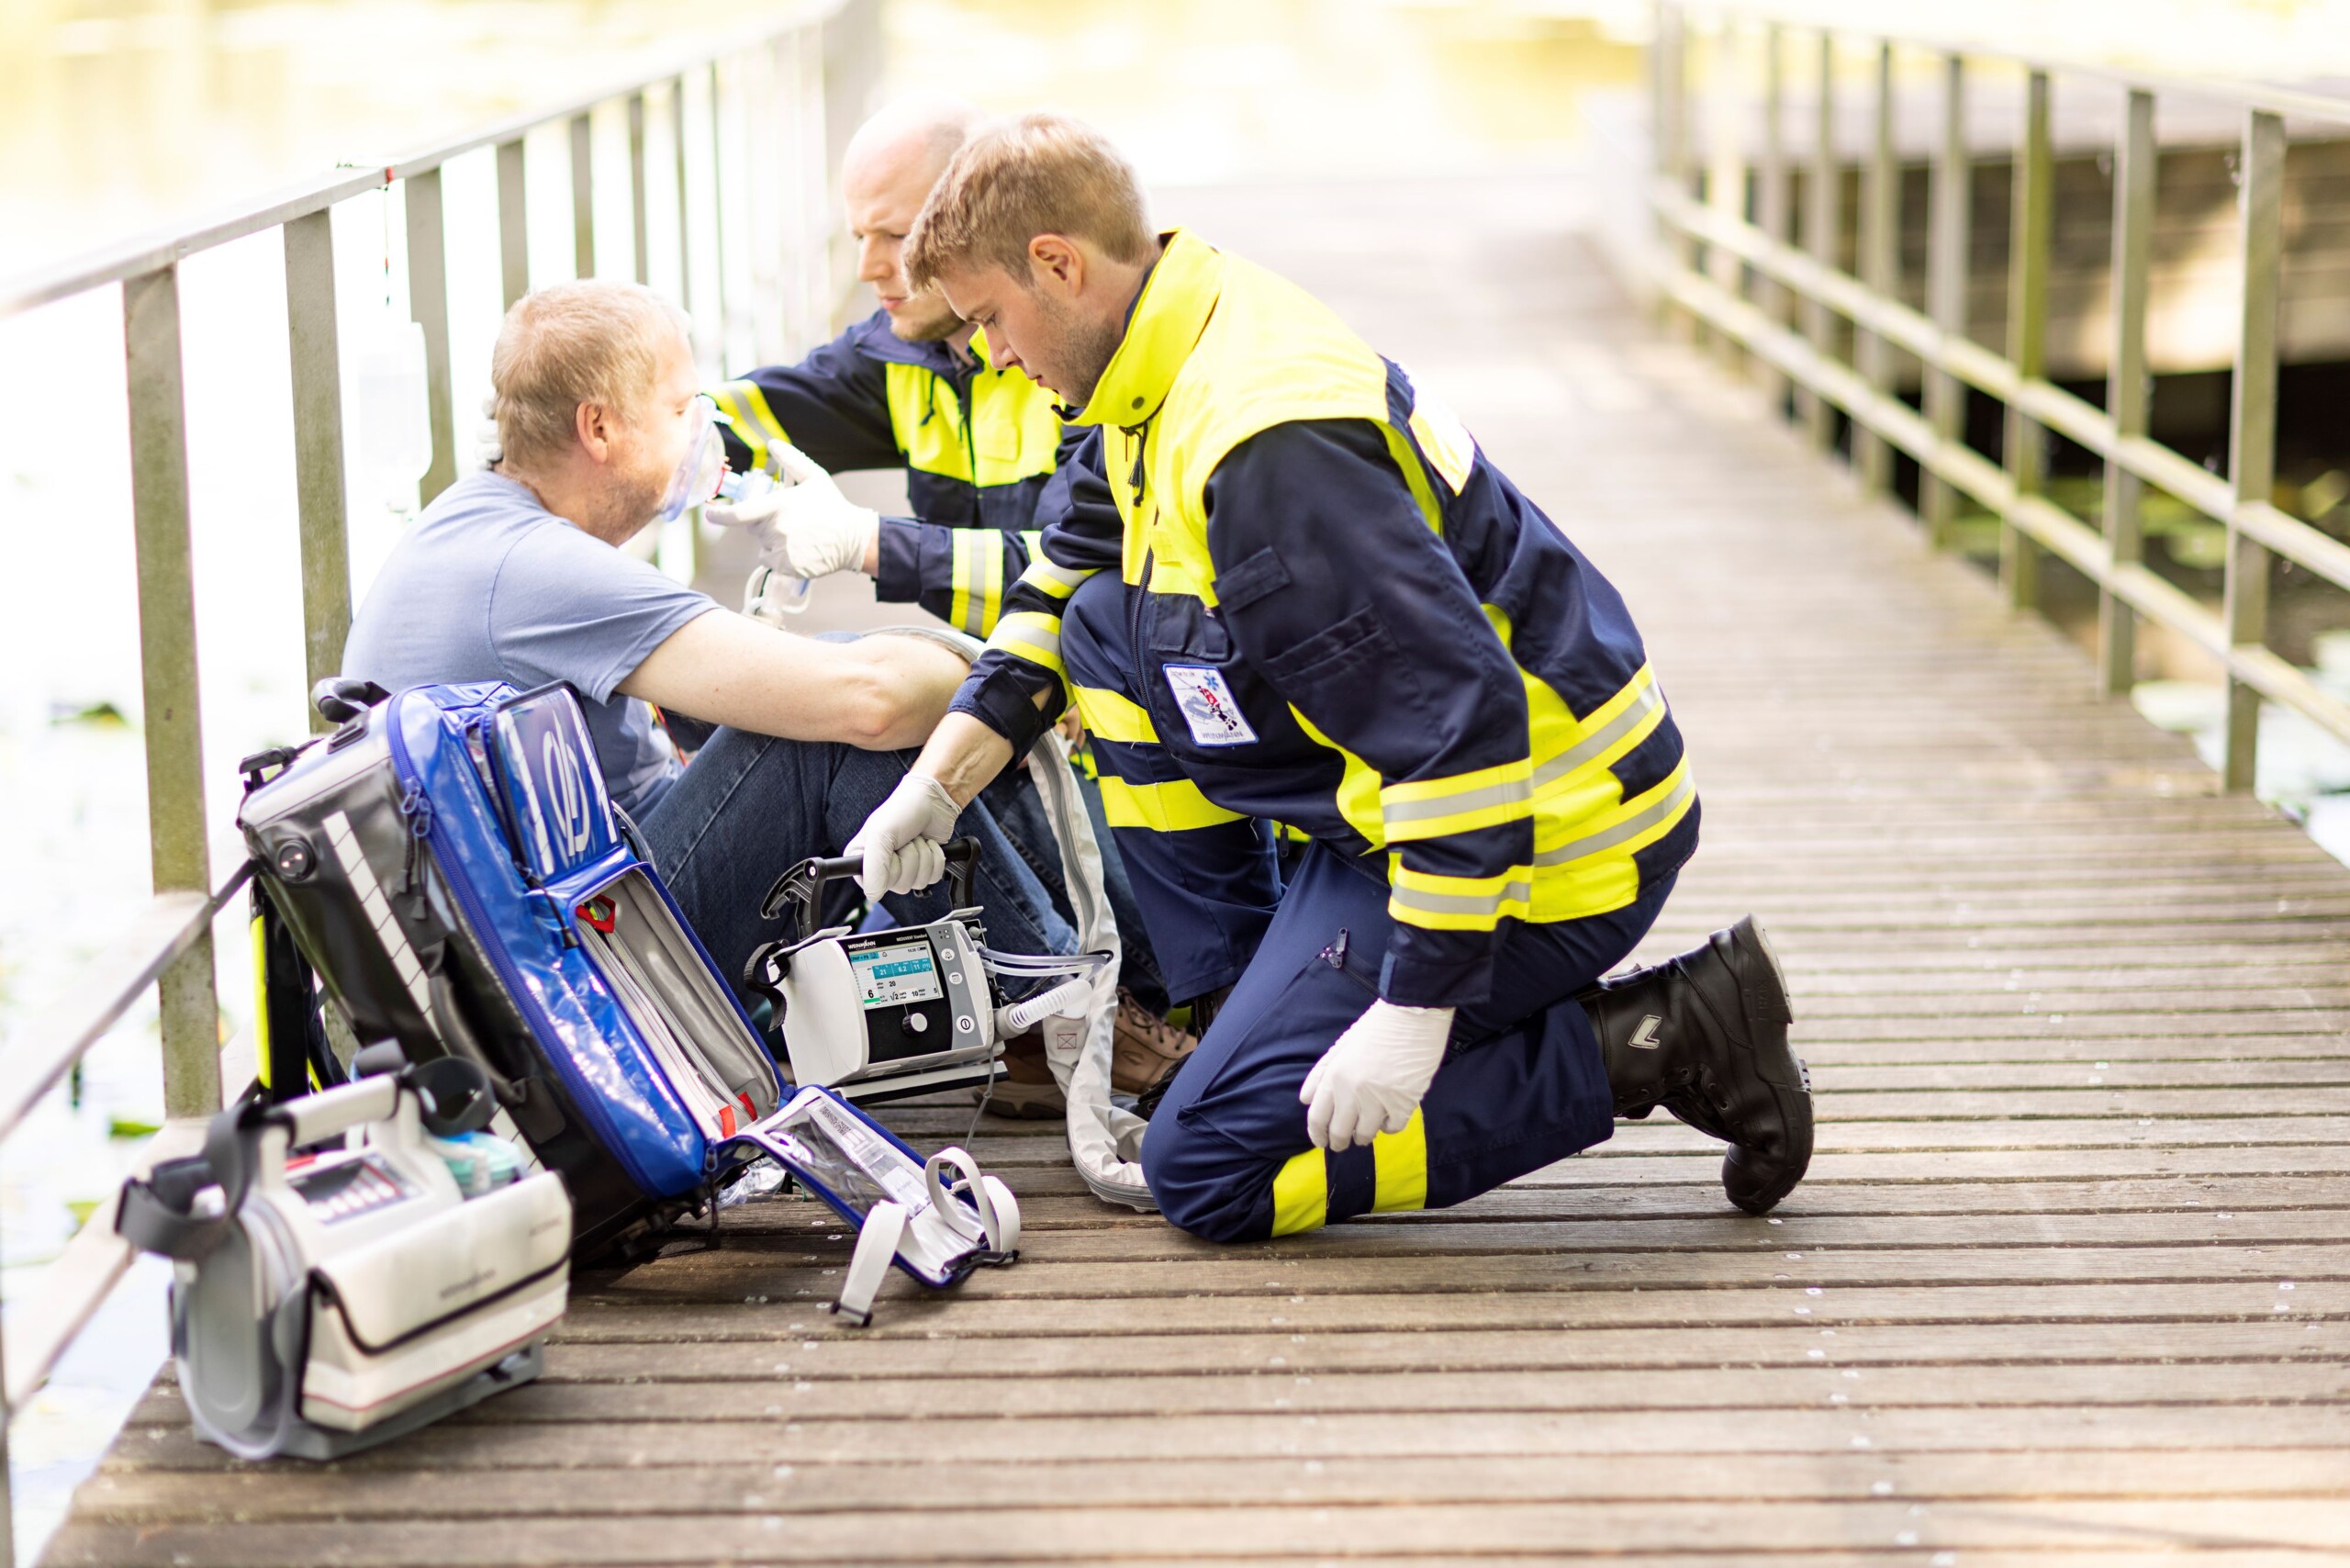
<box><xmin>1647</xmin><ymin>3</ymin><xmax>2350</xmax><ymax>793</ymax></box>
<box><xmin>0</xmin><ymin>2</ymin><xmax>878</xmax><ymax>1552</ymax></box>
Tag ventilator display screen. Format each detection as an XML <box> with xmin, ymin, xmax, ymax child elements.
<box><xmin>852</xmin><ymin>937</ymin><xmax>943</xmax><ymax>1009</ymax></box>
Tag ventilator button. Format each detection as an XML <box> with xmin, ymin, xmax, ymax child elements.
<box><xmin>906</xmin><ymin>1013</ymin><xmax>928</xmax><ymax>1035</ymax></box>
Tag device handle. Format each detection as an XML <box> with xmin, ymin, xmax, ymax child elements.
<box><xmin>759</xmin><ymin>836</ymin><xmax>980</xmax><ymax>938</ymax></box>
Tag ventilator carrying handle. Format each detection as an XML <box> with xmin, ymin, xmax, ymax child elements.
<box><xmin>759</xmin><ymin>837</ymin><xmax>980</xmax><ymax>938</ymax></box>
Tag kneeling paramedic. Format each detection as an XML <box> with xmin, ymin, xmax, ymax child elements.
<box><xmin>845</xmin><ymin>114</ymin><xmax>1817</xmax><ymax>1242</ymax></box>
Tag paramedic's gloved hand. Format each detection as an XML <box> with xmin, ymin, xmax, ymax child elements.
<box><xmin>705</xmin><ymin>442</ymin><xmax>878</xmax><ymax>579</ymax></box>
<box><xmin>845</xmin><ymin>772</ymin><xmax>962</xmax><ymax>901</ymax></box>
<box><xmin>1300</xmin><ymin>1001</ymin><xmax>1455</xmax><ymax>1151</ymax></box>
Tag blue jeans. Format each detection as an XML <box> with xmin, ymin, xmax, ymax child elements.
<box><xmin>640</xmin><ymin>726</ymin><xmax>1076</xmax><ymax>995</ymax></box>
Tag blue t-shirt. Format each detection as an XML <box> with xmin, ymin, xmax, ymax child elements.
<box><xmin>342</xmin><ymin>474</ymin><xmax>715</xmax><ymax>818</ymax></box>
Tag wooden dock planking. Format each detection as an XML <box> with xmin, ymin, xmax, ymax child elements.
<box><xmin>42</xmin><ymin>176</ymin><xmax>2350</xmax><ymax>1563</ymax></box>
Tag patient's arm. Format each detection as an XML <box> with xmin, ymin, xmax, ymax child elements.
<box><xmin>618</xmin><ymin>609</ymin><xmax>967</xmax><ymax>751</ymax></box>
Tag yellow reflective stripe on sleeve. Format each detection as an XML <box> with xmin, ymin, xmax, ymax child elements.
<box><xmin>1534</xmin><ymin>762</ymin><xmax>1695</xmax><ymax>868</ymax></box>
<box><xmin>1371</xmin><ymin>1110</ymin><xmax>1428</xmax><ymax>1212</ymax></box>
<box><xmin>1072</xmin><ymin>685</ymin><xmax>1158</xmax><ymax>745</ymax></box>
<box><xmin>1021</xmin><ymin>529</ymin><xmax>1045</xmax><ymax>564</ymax></box>
<box><xmin>1098</xmin><ymin>776</ymin><xmax>1248</xmax><ymax>833</ymax></box>
<box><xmin>1379</xmin><ymin>758</ymin><xmax>1532</xmax><ymax>841</ymax></box>
<box><xmin>989</xmin><ymin>611</ymin><xmax>1064</xmax><ymax>673</ymax></box>
<box><xmin>711</xmin><ymin>380</ymin><xmax>789</xmax><ymax>458</ymax></box>
<box><xmin>949</xmin><ymin>532</ymin><xmax>1004</xmax><ymax>637</ymax></box>
<box><xmin>1021</xmin><ymin>554</ymin><xmax>1091</xmax><ymax>601</ymax></box>
<box><xmin>1270</xmin><ymin>1148</ymin><xmax>1328</xmax><ymax>1236</ymax></box>
<box><xmin>1533</xmin><ymin>667</ymin><xmax>1666</xmax><ymax>795</ymax></box>
<box><xmin>1387</xmin><ymin>864</ymin><xmax>1535</xmax><ymax>931</ymax></box>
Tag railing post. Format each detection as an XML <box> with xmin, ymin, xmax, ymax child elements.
<box><xmin>1802</xmin><ymin>29</ymin><xmax>1838</xmax><ymax>451</ymax></box>
<box><xmin>123</xmin><ymin>264</ymin><xmax>221</xmax><ymax>1123</ymax></box>
<box><xmin>1756</xmin><ymin>22</ymin><xmax>1791</xmax><ymax>412</ymax></box>
<box><xmin>2001</xmin><ymin>69</ymin><xmax>2053</xmax><ymax>610</ymax></box>
<box><xmin>404</xmin><ymin>168</ymin><xmax>456</xmax><ymax>505</ymax></box>
<box><xmin>1653</xmin><ymin>2</ymin><xmax>1694</xmax><ymax>338</ymax></box>
<box><xmin>284</xmin><ymin>211</ymin><xmax>351</xmax><ymax>724</ymax></box>
<box><xmin>1705</xmin><ymin>17</ymin><xmax>1749</xmax><ymax>372</ymax></box>
<box><xmin>672</xmin><ymin>77</ymin><xmax>694</xmax><ymax>325</ymax></box>
<box><xmin>571</xmin><ymin>112</ymin><xmax>597</xmax><ymax>279</ymax></box>
<box><xmin>1855</xmin><ymin>39</ymin><xmax>1897</xmax><ymax>493</ymax></box>
<box><xmin>629</xmin><ymin>91</ymin><xmax>652</xmax><ymax>287</ymax></box>
<box><xmin>497</xmin><ymin>137</ymin><xmax>530</xmax><ymax>311</ymax></box>
<box><xmin>1922</xmin><ymin>53</ymin><xmax>1970</xmax><ymax>544</ymax></box>
<box><xmin>2224</xmin><ymin>109</ymin><xmax>2287</xmax><ymax>793</ymax></box>
<box><xmin>2099</xmin><ymin>89</ymin><xmax>2156</xmax><ymax>700</ymax></box>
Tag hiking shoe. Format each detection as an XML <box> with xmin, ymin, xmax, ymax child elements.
<box><xmin>1112</xmin><ymin>990</ymin><xmax>1199</xmax><ymax>1099</ymax></box>
<box><xmin>1579</xmin><ymin>915</ymin><xmax>1813</xmax><ymax>1215</ymax></box>
<box><xmin>979</xmin><ymin>1026</ymin><xmax>1064</xmax><ymax>1120</ymax></box>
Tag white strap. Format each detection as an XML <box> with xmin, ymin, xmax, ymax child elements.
<box><xmin>924</xmin><ymin>1147</ymin><xmax>1019</xmax><ymax>1258</ymax></box>
<box><xmin>825</xmin><ymin>1200</ymin><xmax>907</xmax><ymax>1328</ymax></box>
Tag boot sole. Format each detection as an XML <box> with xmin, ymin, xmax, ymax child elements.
<box><xmin>1723</xmin><ymin>916</ymin><xmax>1814</xmax><ymax>1215</ymax></box>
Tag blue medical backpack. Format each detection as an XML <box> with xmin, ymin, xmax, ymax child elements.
<box><xmin>237</xmin><ymin>681</ymin><xmax>784</xmax><ymax>1257</ymax></box>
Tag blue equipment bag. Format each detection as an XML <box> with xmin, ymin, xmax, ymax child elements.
<box><xmin>237</xmin><ymin>680</ymin><xmax>1023</xmax><ymax>1316</ymax></box>
<box><xmin>240</xmin><ymin>681</ymin><xmax>776</xmax><ymax>1255</ymax></box>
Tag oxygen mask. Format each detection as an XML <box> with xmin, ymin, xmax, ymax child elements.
<box><xmin>654</xmin><ymin>398</ymin><xmax>726</xmax><ymax>526</ymax></box>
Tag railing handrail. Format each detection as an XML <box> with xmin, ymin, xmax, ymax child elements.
<box><xmin>0</xmin><ymin>1</ymin><xmax>839</xmax><ymax>319</ymax></box>
<box><xmin>1647</xmin><ymin>1</ymin><xmax>2350</xmax><ymax>803</ymax></box>
<box><xmin>1688</xmin><ymin>5</ymin><xmax>2350</xmax><ymax>134</ymax></box>
<box><xmin>0</xmin><ymin>6</ymin><xmax>880</xmax><ymax>1553</ymax></box>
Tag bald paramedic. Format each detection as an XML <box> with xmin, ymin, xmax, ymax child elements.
<box><xmin>843</xmin><ymin>114</ymin><xmax>1817</xmax><ymax>1242</ymax></box>
<box><xmin>703</xmin><ymin>95</ymin><xmax>1060</xmax><ymax>640</ymax></box>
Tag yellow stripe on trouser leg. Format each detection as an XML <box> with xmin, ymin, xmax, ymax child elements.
<box><xmin>1371</xmin><ymin>1110</ymin><xmax>1428</xmax><ymax>1212</ymax></box>
<box><xmin>1271</xmin><ymin>1148</ymin><xmax>1327</xmax><ymax>1237</ymax></box>
<box><xmin>1268</xmin><ymin>1112</ymin><xmax>1427</xmax><ymax>1237</ymax></box>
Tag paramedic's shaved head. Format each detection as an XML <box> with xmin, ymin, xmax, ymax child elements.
<box><xmin>843</xmin><ymin>95</ymin><xmax>983</xmax><ymax>342</ymax></box>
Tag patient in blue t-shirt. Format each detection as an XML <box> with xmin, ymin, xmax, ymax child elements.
<box><xmin>343</xmin><ymin>279</ymin><xmax>1072</xmax><ymax>983</ymax></box>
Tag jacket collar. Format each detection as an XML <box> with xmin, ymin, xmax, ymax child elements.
<box><xmin>1073</xmin><ymin>230</ymin><xmax>1222</xmax><ymax>430</ymax></box>
<box><xmin>849</xmin><ymin>308</ymin><xmax>988</xmax><ymax>380</ymax></box>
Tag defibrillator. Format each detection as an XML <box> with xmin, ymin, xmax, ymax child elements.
<box><xmin>117</xmin><ymin>1049</ymin><xmax>570</xmax><ymax>1460</ymax></box>
<box><xmin>744</xmin><ymin>839</ymin><xmax>1107</xmax><ymax>1105</ymax></box>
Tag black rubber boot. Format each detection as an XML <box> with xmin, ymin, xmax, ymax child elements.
<box><xmin>1579</xmin><ymin>916</ymin><xmax>1813</xmax><ymax>1215</ymax></box>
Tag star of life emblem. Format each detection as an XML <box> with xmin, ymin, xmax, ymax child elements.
<box><xmin>1163</xmin><ymin>665</ymin><xmax>1259</xmax><ymax>747</ymax></box>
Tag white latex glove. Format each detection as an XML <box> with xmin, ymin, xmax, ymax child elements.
<box><xmin>476</xmin><ymin>395</ymin><xmax>503</xmax><ymax>468</ymax></box>
<box><xmin>844</xmin><ymin>772</ymin><xmax>962</xmax><ymax>901</ymax></box>
<box><xmin>704</xmin><ymin>442</ymin><xmax>878</xmax><ymax>579</ymax></box>
<box><xmin>1300</xmin><ymin>1001</ymin><xmax>1455</xmax><ymax>1151</ymax></box>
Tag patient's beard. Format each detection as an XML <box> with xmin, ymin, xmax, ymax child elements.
<box><xmin>591</xmin><ymin>466</ymin><xmax>666</xmax><ymax>545</ymax></box>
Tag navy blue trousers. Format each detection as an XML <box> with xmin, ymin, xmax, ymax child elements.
<box><xmin>1141</xmin><ymin>841</ymin><xmax>1667</xmax><ymax>1241</ymax></box>
<box><xmin>1058</xmin><ymin>570</ymin><xmax>1665</xmax><ymax>1241</ymax></box>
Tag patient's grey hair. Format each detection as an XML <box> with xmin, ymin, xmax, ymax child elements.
<box><xmin>492</xmin><ymin>280</ymin><xmax>689</xmax><ymax>467</ymax></box>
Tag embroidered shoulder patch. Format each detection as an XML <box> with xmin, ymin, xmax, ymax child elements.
<box><xmin>1163</xmin><ymin>666</ymin><xmax>1259</xmax><ymax>747</ymax></box>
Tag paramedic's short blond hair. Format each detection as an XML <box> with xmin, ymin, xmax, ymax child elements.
<box><xmin>492</xmin><ymin>281</ymin><xmax>689</xmax><ymax>467</ymax></box>
<box><xmin>904</xmin><ymin>113</ymin><xmax>1154</xmax><ymax>291</ymax></box>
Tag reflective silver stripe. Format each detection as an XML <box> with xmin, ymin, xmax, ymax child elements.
<box><xmin>992</xmin><ymin>616</ymin><xmax>1064</xmax><ymax>664</ymax></box>
<box><xmin>1533</xmin><ymin>678</ymin><xmax>1664</xmax><ymax>793</ymax></box>
<box><xmin>1024</xmin><ymin>558</ymin><xmax>1093</xmax><ymax>599</ymax></box>
<box><xmin>1388</xmin><ymin>878</ymin><xmax>1533</xmax><ymax>918</ymax></box>
<box><xmin>1381</xmin><ymin>772</ymin><xmax>1530</xmax><ymax>826</ymax></box>
<box><xmin>1534</xmin><ymin>771</ymin><xmax>1695</xmax><ymax>868</ymax></box>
